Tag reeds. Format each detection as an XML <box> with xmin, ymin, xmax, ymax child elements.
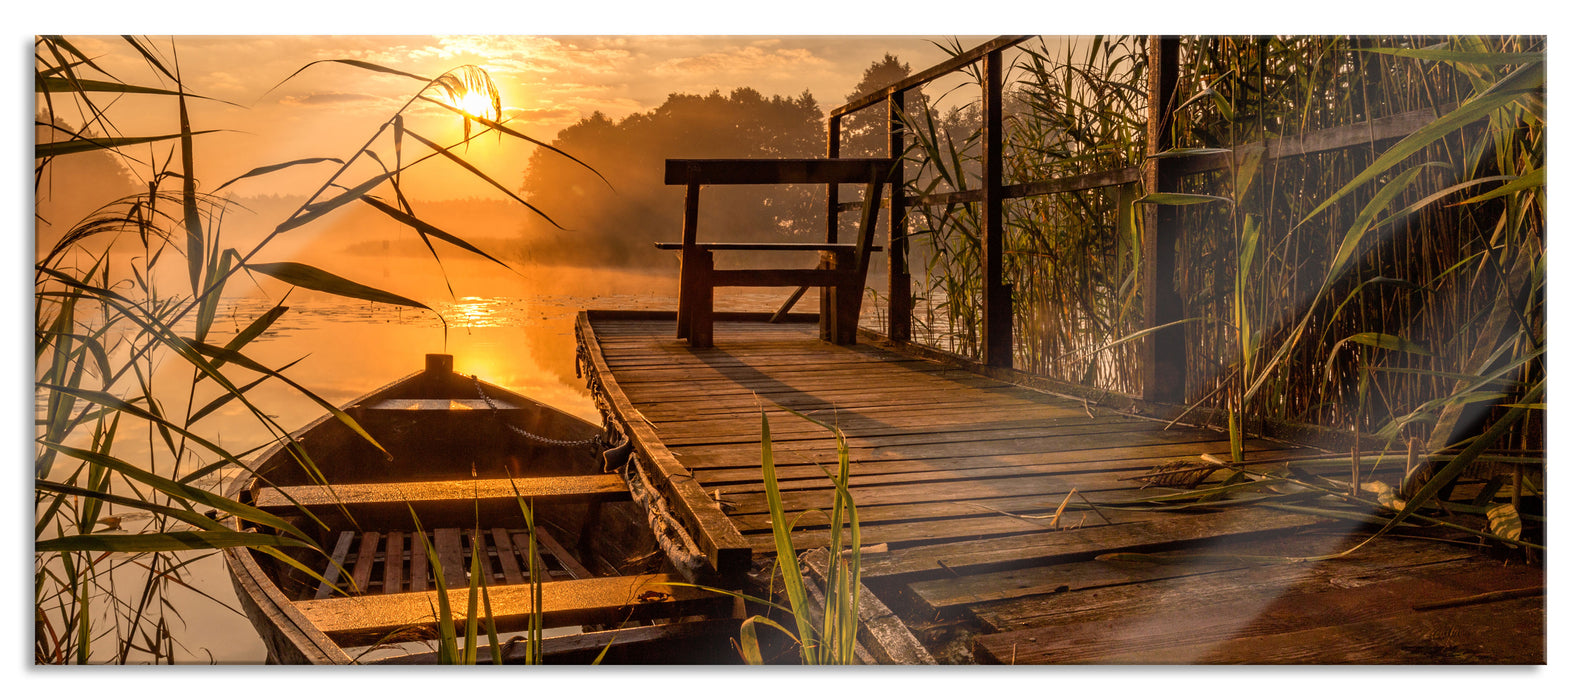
<box><xmin>897</xmin><ymin>36</ymin><xmax>1543</xmax><ymax>546</ymax></box>
<box><xmin>734</xmin><ymin>407</ymin><xmax>864</xmax><ymax>664</ymax></box>
<box><xmin>35</xmin><ymin>36</ymin><xmax>580</xmax><ymax>663</ymax></box>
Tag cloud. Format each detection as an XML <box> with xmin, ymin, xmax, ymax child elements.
<box><xmin>279</xmin><ymin>91</ymin><xmax>390</xmax><ymax>107</ymax></box>
<box><xmin>651</xmin><ymin>45</ymin><xmax>829</xmax><ymax>78</ymax></box>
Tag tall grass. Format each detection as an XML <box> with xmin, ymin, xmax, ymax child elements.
<box><xmin>35</xmin><ymin>36</ymin><xmax>584</xmax><ymax>663</ymax></box>
<box><xmin>727</xmin><ymin>408</ymin><xmax>863</xmax><ymax>665</ymax></box>
<box><xmin>898</xmin><ymin>36</ymin><xmax>1543</xmax><ymax>546</ymax></box>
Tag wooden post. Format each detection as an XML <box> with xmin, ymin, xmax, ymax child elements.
<box><xmin>827</xmin><ymin>115</ymin><xmax>842</xmax><ymax>244</ymax></box>
<box><xmin>1141</xmin><ymin>36</ymin><xmax>1187</xmax><ymax>404</ymax></box>
<box><xmin>822</xmin><ymin>114</ymin><xmax>842</xmax><ymax>331</ymax></box>
<box><xmin>886</xmin><ymin>89</ymin><xmax>911</xmax><ymax>344</ymax></box>
<box><xmin>982</xmin><ymin>49</ymin><xmax>1013</xmax><ymax>368</ymax></box>
<box><xmin>676</xmin><ymin>180</ymin><xmax>700</xmax><ymax>340</ymax></box>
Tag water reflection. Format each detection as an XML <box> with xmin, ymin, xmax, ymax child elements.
<box><xmin>105</xmin><ymin>284</ymin><xmax>815</xmax><ymax>663</ymax></box>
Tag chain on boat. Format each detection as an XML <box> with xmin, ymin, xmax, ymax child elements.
<box><xmin>472</xmin><ymin>376</ymin><xmax>604</xmax><ymax>448</ymax></box>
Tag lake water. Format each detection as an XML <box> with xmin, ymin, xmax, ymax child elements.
<box><xmin>76</xmin><ymin>279</ymin><xmax>825</xmax><ymax>664</ymax></box>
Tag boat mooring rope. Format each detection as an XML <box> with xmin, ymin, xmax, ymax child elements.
<box><xmin>617</xmin><ymin>448</ymin><xmax>708</xmax><ymax>579</ymax></box>
<box><xmin>472</xmin><ymin>377</ymin><xmax>604</xmax><ymax>448</ymax></box>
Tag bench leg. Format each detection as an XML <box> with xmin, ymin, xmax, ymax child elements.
<box><xmin>688</xmin><ymin>251</ymin><xmax>715</xmax><ymax>348</ymax></box>
<box><xmin>817</xmin><ymin>252</ymin><xmax>838</xmax><ymax>342</ymax></box>
<box><xmin>829</xmin><ymin>250</ymin><xmax>861</xmax><ymax>345</ymax></box>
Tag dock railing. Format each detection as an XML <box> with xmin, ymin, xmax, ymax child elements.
<box><xmin>821</xmin><ymin>35</ymin><xmax>1541</xmax><ymax>451</ymax></box>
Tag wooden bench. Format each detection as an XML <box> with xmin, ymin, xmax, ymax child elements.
<box><xmin>294</xmin><ymin>573</ymin><xmax>734</xmax><ymax>646</ymax></box>
<box><xmin>659</xmin><ymin>157</ymin><xmax>896</xmax><ymax>347</ymax></box>
<box><xmin>255</xmin><ymin>474</ymin><xmax>629</xmax><ymax>531</ymax></box>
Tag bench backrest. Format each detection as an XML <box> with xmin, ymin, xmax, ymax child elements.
<box><xmin>664</xmin><ymin>158</ymin><xmax>895</xmax><ymax>185</ymax></box>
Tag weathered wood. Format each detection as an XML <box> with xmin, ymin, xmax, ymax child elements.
<box><xmin>367</xmin><ymin>618</ymin><xmax>744</xmax><ymax>665</ymax></box>
<box><xmin>664</xmin><ymin>157</ymin><xmax>894</xmax><ymax>185</ymax></box>
<box><xmin>578</xmin><ymin>314</ymin><xmax>1540</xmax><ymax>665</ymax></box>
<box><xmin>676</xmin><ymin>181</ymin><xmax>700</xmax><ymax>339</ymax></box>
<box><xmin>255</xmin><ymin>474</ymin><xmax>629</xmax><ymax>530</ymax></box>
<box><xmin>382</xmin><ymin>532</ymin><xmax>405</xmax><ymax>594</ymax></box>
<box><xmin>972</xmin><ymin>556</ymin><xmax>1544</xmax><ymax>664</ymax></box>
<box><xmin>491</xmin><ymin>528</ymin><xmax>524</xmax><ymax>585</ymax></box>
<box><xmin>803</xmin><ymin>548</ymin><xmax>936</xmax><ymax>664</ymax></box>
<box><xmin>709</xmin><ymin>268</ymin><xmax>849</xmax><ymax>288</ymax></box>
<box><xmin>434</xmin><ymin>528</ymin><xmax>466</xmax><ymax>589</ymax></box>
<box><xmin>1141</xmin><ymin>35</ymin><xmax>1187</xmax><ymax>404</ymax></box>
<box><xmin>294</xmin><ymin>573</ymin><xmax>731</xmax><ymax>647</ymax></box>
<box><xmin>314</xmin><ymin>531</ymin><xmax>356</xmax><ymax>600</ymax></box>
<box><xmin>533</xmin><ymin>526</ymin><xmax>594</xmax><ymax>580</ymax></box>
<box><xmin>832</xmin><ymin>36</ymin><xmax>1034</xmax><ymax>117</ymax></box>
<box><xmin>982</xmin><ymin>47</ymin><xmax>1012</xmax><ymax>369</ymax></box>
<box><xmin>409</xmin><ymin>532</ymin><xmax>428</xmax><ymax>593</ymax></box>
<box><xmin>350</xmin><ymin>532</ymin><xmax>381</xmax><ymax>594</ymax></box>
<box><xmin>654</xmin><ymin>242</ymin><xmax>879</xmax><ymax>252</ymax></box>
<box><xmin>858</xmin><ymin>507</ymin><xmax>1324</xmax><ymax>585</ymax></box>
<box><xmin>887</xmin><ymin>88</ymin><xmax>910</xmax><ymax>343</ymax></box>
<box><xmin>576</xmin><ymin>313</ymin><xmax>754</xmax><ymax>579</ymax></box>
<box><xmin>967</xmin><ymin>536</ymin><xmax>1487</xmax><ymax>633</ymax></box>
<box><xmin>509</xmin><ymin>532</ymin><xmax>550</xmax><ymax>579</ymax></box>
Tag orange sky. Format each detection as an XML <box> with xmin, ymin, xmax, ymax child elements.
<box><xmin>44</xmin><ymin>34</ymin><xmax>988</xmax><ymax>201</ymax></box>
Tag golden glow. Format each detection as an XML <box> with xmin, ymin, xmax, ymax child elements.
<box><xmin>454</xmin><ymin>90</ymin><xmax>499</xmax><ymax>122</ymax></box>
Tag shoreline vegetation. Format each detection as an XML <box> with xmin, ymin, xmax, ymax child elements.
<box><xmin>35</xmin><ymin>34</ymin><xmax>1543</xmax><ymax>665</ymax></box>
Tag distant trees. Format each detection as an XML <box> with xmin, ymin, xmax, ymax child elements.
<box><xmin>838</xmin><ymin>54</ymin><xmax>913</xmax><ymax>157</ymax></box>
<box><xmin>516</xmin><ymin>87</ymin><xmax>825</xmax><ymax>269</ymax></box>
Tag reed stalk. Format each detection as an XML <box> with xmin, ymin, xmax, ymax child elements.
<box><xmin>35</xmin><ymin>35</ymin><xmax>585</xmax><ymax>663</ymax></box>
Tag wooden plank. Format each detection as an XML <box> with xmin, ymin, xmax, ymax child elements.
<box><xmin>534</xmin><ymin>527</ymin><xmax>595</xmax><ymax>580</ymax></box>
<box><xmin>366</xmin><ymin>618</ymin><xmax>744</xmax><ymax>665</ymax></box>
<box><xmin>434</xmin><ymin>528</ymin><xmax>467</xmax><ymax>590</ymax></box>
<box><xmin>364</xmin><ymin>398</ymin><xmax>507</xmax><ymax>411</ymax></box>
<box><xmin>349</xmin><ymin>532</ymin><xmax>383</xmax><ymax>595</ymax></box>
<box><xmin>972</xmin><ymin>559</ymin><xmax>1544</xmax><ymax>664</ymax></box>
<box><xmin>295</xmin><ymin>573</ymin><xmax>732</xmax><ymax>647</ymax></box>
<box><xmin>257</xmin><ymin>474</ymin><xmax>629</xmax><ymax>511</ymax></box>
<box><xmin>696</xmin><ymin>438</ymin><xmax>1285</xmax><ymax>488</ymax></box>
<box><xmin>409</xmin><ymin>532</ymin><xmax>428</xmax><ymax>592</ymax></box>
<box><xmin>804</xmin><ymin>548</ymin><xmax>936</xmax><ymax>664</ymax></box>
<box><xmin>664</xmin><ymin>158</ymin><xmax>894</xmax><ymax>185</ymax></box>
<box><xmin>857</xmin><ymin>507</ymin><xmax>1324</xmax><ymax>585</ymax></box>
<box><xmin>577</xmin><ymin>312</ymin><xmax>754</xmax><ymax>579</ymax></box>
<box><xmin>471</xmin><ymin>529</ymin><xmax>494</xmax><ymax>584</ymax></box>
<box><xmin>966</xmin><ymin>536</ymin><xmax>1489</xmax><ymax>633</ymax></box>
<box><xmin>907</xmin><ymin>529</ymin><xmax>1376</xmax><ymax>616</ymax></box>
<box><xmin>491</xmin><ymin>528</ymin><xmax>524</xmax><ymax>585</ymax></box>
<box><xmin>510</xmin><ymin>532</ymin><xmax>551</xmax><ymax>579</ymax></box>
<box><xmin>709</xmin><ymin>268</ymin><xmax>848</xmax><ymax>288</ymax></box>
<box><xmin>654</xmin><ymin>242</ymin><xmax>879</xmax><ymax>252</ymax></box>
<box><xmin>833</xmin><ymin>35</ymin><xmax>1033</xmax><ymax>117</ymax></box>
<box><xmin>254</xmin><ymin>474</ymin><xmax>630</xmax><ymax>530</ymax></box>
<box><xmin>314</xmin><ymin>531</ymin><xmax>356</xmax><ymax>600</ymax></box>
<box><xmin>381</xmin><ymin>532</ymin><xmax>404</xmax><ymax>594</ymax></box>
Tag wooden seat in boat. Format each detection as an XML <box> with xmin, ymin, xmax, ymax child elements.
<box><xmin>294</xmin><ymin>572</ymin><xmax>734</xmax><ymax>646</ymax></box>
<box><xmin>255</xmin><ymin>474</ymin><xmax>629</xmax><ymax>530</ymax></box>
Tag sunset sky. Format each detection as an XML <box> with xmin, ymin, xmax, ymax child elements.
<box><xmin>40</xmin><ymin>33</ymin><xmax>992</xmax><ymax>202</ymax></box>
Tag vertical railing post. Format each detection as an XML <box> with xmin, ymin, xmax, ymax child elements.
<box><xmin>1142</xmin><ymin>35</ymin><xmax>1187</xmax><ymax>403</ymax></box>
<box><xmin>982</xmin><ymin>49</ymin><xmax>1013</xmax><ymax>368</ymax></box>
<box><xmin>886</xmin><ymin>88</ymin><xmax>911</xmax><ymax>344</ymax></box>
<box><xmin>827</xmin><ymin>115</ymin><xmax>842</xmax><ymax>245</ymax></box>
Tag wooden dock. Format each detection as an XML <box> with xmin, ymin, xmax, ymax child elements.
<box><xmin>576</xmin><ymin>311</ymin><xmax>1544</xmax><ymax>664</ymax></box>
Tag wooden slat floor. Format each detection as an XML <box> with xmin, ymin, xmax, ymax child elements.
<box><xmin>580</xmin><ymin>314</ymin><xmax>1544</xmax><ymax>664</ymax></box>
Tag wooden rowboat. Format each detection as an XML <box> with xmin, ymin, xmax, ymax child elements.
<box><xmin>221</xmin><ymin>354</ymin><xmax>739</xmax><ymax>664</ymax></box>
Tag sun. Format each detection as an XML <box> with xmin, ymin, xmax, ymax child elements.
<box><xmin>434</xmin><ymin>65</ymin><xmax>502</xmax><ymax>122</ymax></box>
<box><xmin>454</xmin><ymin>89</ymin><xmax>499</xmax><ymax>122</ymax></box>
